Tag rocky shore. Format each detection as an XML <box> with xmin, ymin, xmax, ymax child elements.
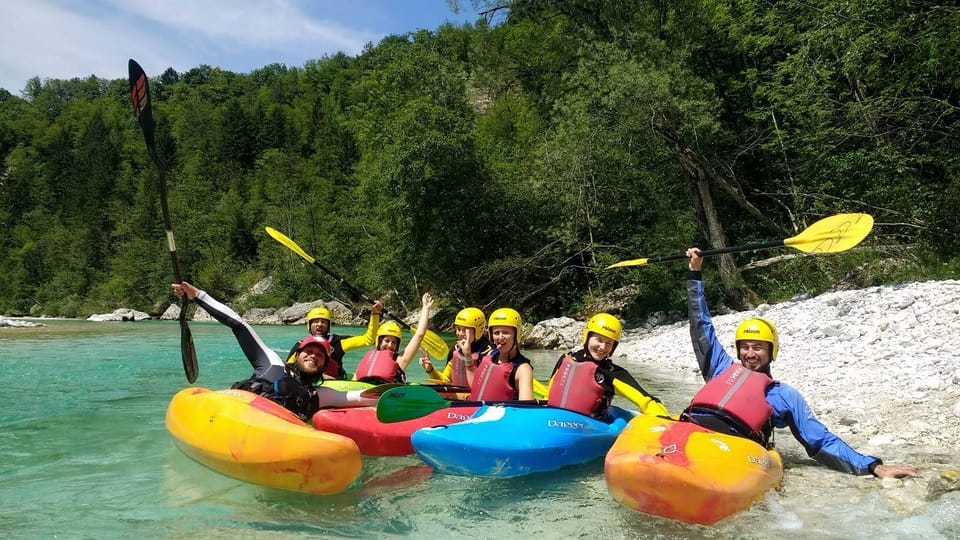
<box><xmin>609</xmin><ymin>279</ymin><xmax>960</xmax><ymax>467</ymax></box>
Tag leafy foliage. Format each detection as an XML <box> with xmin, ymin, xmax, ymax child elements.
<box><xmin>1</xmin><ymin>1</ymin><xmax>958</xmax><ymax>318</ymax></box>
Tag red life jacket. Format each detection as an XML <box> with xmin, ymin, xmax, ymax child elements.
<box><xmin>686</xmin><ymin>365</ymin><xmax>773</xmax><ymax>435</ymax></box>
<box><xmin>322</xmin><ymin>358</ymin><xmax>342</xmax><ymax>379</ymax></box>
<box><xmin>547</xmin><ymin>355</ymin><xmax>604</xmax><ymax>416</ymax></box>
<box><xmin>354</xmin><ymin>349</ymin><xmax>402</xmax><ymax>383</ymax></box>
<box><xmin>469</xmin><ymin>354</ymin><xmax>516</xmax><ymax>400</ymax></box>
<box><xmin>448</xmin><ymin>348</ymin><xmax>479</xmax><ymax>386</ymax></box>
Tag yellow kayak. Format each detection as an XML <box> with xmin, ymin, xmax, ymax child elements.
<box><xmin>165</xmin><ymin>387</ymin><xmax>362</xmax><ymax>494</ymax></box>
<box><xmin>605</xmin><ymin>414</ymin><xmax>783</xmax><ymax>525</ymax></box>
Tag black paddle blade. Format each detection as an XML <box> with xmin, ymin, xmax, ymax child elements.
<box><xmin>127</xmin><ymin>59</ymin><xmax>155</xmax><ymax>148</ymax></box>
<box><xmin>179</xmin><ymin>324</ymin><xmax>198</xmax><ymax>383</ymax></box>
<box><xmin>178</xmin><ymin>300</ymin><xmax>198</xmax><ymax>383</ymax></box>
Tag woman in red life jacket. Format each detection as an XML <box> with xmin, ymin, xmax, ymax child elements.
<box><xmin>683</xmin><ymin>247</ymin><xmax>915</xmax><ymax>479</ymax></box>
<box><xmin>353</xmin><ymin>293</ymin><xmax>435</xmax><ymax>385</ymax></box>
<box><xmin>419</xmin><ymin>307</ymin><xmax>492</xmax><ymax>386</ymax></box>
<box><xmin>546</xmin><ymin>313</ymin><xmax>665</xmax><ymax>417</ymax></box>
<box><xmin>469</xmin><ymin>308</ymin><xmax>535</xmax><ymax>401</ymax></box>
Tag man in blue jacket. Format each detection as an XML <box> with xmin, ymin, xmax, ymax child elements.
<box><xmin>683</xmin><ymin>248</ymin><xmax>915</xmax><ymax>479</ymax></box>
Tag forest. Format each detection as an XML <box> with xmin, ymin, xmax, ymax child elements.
<box><xmin>1</xmin><ymin>0</ymin><xmax>958</xmax><ymax>321</ymax></box>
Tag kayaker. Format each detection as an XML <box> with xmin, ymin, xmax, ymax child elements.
<box><xmin>419</xmin><ymin>307</ymin><xmax>492</xmax><ymax>386</ymax></box>
<box><xmin>171</xmin><ymin>282</ymin><xmax>376</xmax><ymax>420</ymax></box>
<box><xmin>353</xmin><ymin>293</ymin><xmax>435</xmax><ymax>384</ymax></box>
<box><xmin>469</xmin><ymin>308</ymin><xmax>535</xmax><ymax>400</ymax></box>
<box><xmin>545</xmin><ymin>313</ymin><xmax>668</xmax><ymax>417</ymax></box>
<box><xmin>284</xmin><ymin>300</ymin><xmax>384</xmax><ymax>380</ymax></box>
<box><xmin>681</xmin><ymin>248</ymin><xmax>916</xmax><ymax>479</ymax></box>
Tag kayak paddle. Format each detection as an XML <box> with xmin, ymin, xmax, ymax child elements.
<box><xmin>612</xmin><ymin>379</ymin><xmax>670</xmax><ymax>416</ymax></box>
<box><xmin>128</xmin><ymin>59</ymin><xmax>198</xmax><ymax>384</ymax></box>
<box><xmin>376</xmin><ymin>385</ymin><xmax>543</xmax><ymax>423</ymax></box>
<box><xmin>360</xmin><ymin>382</ymin><xmax>471</xmax><ymax>398</ymax></box>
<box><xmin>265</xmin><ymin>226</ymin><xmax>450</xmax><ymax>360</ymax></box>
<box><xmin>607</xmin><ymin>213</ymin><xmax>874</xmax><ymax>268</ymax></box>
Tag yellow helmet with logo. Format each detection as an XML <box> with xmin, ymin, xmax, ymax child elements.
<box><xmin>582</xmin><ymin>313</ymin><xmax>622</xmax><ymax>345</ymax></box>
<box><xmin>734</xmin><ymin>317</ymin><xmax>779</xmax><ymax>360</ymax></box>
<box><xmin>376</xmin><ymin>321</ymin><xmax>403</xmax><ymax>346</ymax></box>
<box><xmin>488</xmin><ymin>308</ymin><xmax>522</xmax><ymax>341</ymax></box>
<box><xmin>455</xmin><ymin>307</ymin><xmax>486</xmax><ymax>337</ymax></box>
<box><xmin>305</xmin><ymin>306</ymin><xmax>331</xmax><ymax>330</ymax></box>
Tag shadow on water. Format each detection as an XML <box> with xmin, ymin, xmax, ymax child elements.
<box><xmin>1</xmin><ymin>322</ymin><xmax>958</xmax><ymax>538</ymax></box>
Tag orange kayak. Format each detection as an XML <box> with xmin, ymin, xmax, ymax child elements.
<box><xmin>605</xmin><ymin>414</ymin><xmax>783</xmax><ymax>525</ymax></box>
<box><xmin>165</xmin><ymin>387</ymin><xmax>362</xmax><ymax>494</ymax></box>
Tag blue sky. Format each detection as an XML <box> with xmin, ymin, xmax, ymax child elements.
<box><xmin>0</xmin><ymin>0</ymin><xmax>480</xmax><ymax>94</ymax></box>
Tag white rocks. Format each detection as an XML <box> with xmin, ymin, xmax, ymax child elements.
<box><xmin>160</xmin><ymin>304</ymin><xmax>180</xmax><ymax>320</ymax></box>
<box><xmin>0</xmin><ymin>316</ymin><xmax>45</xmax><ymax>328</ymax></box>
<box><xmin>87</xmin><ymin>308</ymin><xmax>151</xmax><ymax>322</ymax></box>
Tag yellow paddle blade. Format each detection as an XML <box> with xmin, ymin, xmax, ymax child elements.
<box><xmin>265</xmin><ymin>226</ymin><xmax>315</xmax><ymax>264</ymax></box>
<box><xmin>409</xmin><ymin>326</ymin><xmax>450</xmax><ymax>360</ymax></box>
<box><xmin>605</xmin><ymin>258</ymin><xmax>650</xmax><ymax>269</ymax></box>
<box><xmin>783</xmin><ymin>213</ymin><xmax>873</xmax><ymax>253</ymax></box>
<box><xmin>612</xmin><ymin>378</ymin><xmax>670</xmax><ymax>416</ymax></box>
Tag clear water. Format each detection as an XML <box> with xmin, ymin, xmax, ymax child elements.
<box><xmin>1</xmin><ymin>320</ymin><xmax>957</xmax><ymax>539</ymax></box>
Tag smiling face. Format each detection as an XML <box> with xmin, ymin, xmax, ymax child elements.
<box><xmin>378</xmin><ymin>335</ymin><xmax>400</xmax><ymax>352</ymax></box>
<box><xmin>455</xmin><ymin>325</ymin><xmax>475</xmax><ymax>342</ymax></box>
<box><xmin>585</xmin><ymin>333</ymin><xmax>616</xmax><ymax>360</ymax></box>
<box><xmin>737</xmin><ymin>340</ymin><xmax>772</xmax><ymax>372</ymax></box>
<box><xmin>296</xmin><ymin>343</ymin><xmax>328</xmax><ymax>375</ymax></box>
<box><xmin>490</xmin><ymin>326</ymin><xmax>516</xmax><ymax>359</ymax></box>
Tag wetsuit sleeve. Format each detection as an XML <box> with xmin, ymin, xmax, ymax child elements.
<box><xmin>314</xmin><ymin>387</ymin><xmax>378</xmax><ymax>410</ymax></box>
<box><xmin>431</xmin><ymin>350</ymin><xmax>455</xmax><ymax>383</ymax></box>
<box><xmin>194</xmin><ymin>290</ymin><xmax>283</xmax><ymax>377</ymax></box>
<box><xmin>687</xmin><ymin>274</ymin><xmax>734</xmax><ymax>381</ymax></box>
<box><xmin>339</xmin><ymin>313</ymin><xmax>381</xmax><ymax>352</ymax></box>
<box><xmin>767</xmin><ymin>383</ymin><xmax>881</xmax><ymax>475</ymax></box>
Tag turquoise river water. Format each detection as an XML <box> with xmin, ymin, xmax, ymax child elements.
<box><xmin>1</xmin><ymin>319</ymin><xmax>957</xmax><ymax>539</ymax></box>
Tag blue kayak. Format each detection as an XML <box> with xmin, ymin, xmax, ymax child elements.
<box><xmin>411</xmin><ymin>404</ymin><xmax>637</xmax><ymax>477</ymax></box>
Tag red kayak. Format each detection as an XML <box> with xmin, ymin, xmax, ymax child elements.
<box><xmin>312</xmin><ymin>405</ymin><xmax>479</xmax><ymax>456</ymax></box>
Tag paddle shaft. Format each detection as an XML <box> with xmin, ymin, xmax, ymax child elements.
<box><xmin>306</xmin><ymin>259</ymin><xmax>414</xmax><ymax>331</ymax></box>
<box><xmin>129</xmin><ymin>59</ymin><xmax>198</xmax><ymax>383</ymax></box>
<box><xmin>638</xmin><ymin>240</ymin><xmax>786</xmax><ymax>265</ymax></box>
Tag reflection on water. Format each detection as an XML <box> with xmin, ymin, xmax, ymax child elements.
<box><xmin>0</xmin><ymin>321</ymin><xmax>957</xmax><ymax>538</ymax></box>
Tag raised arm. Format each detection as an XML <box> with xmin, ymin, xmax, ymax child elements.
<box><xmin>685</xmin><ymin>248</ymin><xmax>734</xmax><ymax>381</ymax></box>
<box><xmin>397</xmin><ymin>293</ymin><xmax>433</xmax><ymax>370</ymax></box>
<box><xmin>171</xmin><ymin>282</ymin><xmax>283</xmax><ymax>375</ymax></box>
<box><xmin>339</xmin><ymin>300</ymin><xmax>383</xmax><ymax>352</ymax></box>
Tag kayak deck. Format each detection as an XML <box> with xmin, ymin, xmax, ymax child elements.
<box><xmin>312</xmin><ymin>405</ymin><xmax>479</xmax><ymax>456</ymax></box>
<box><xmin>412</xmin><ymin>405</ymin><xmax>636</xmax><ymax>477</ymax></box>
<box><xmin>604</xmin><ymin>414</ymin><xmax>783</xmax><ymax>525</ymax></box>
<box><xmin>166</xmin><ymin>387</ymin><xmax>362</xmax><ymax>494</ymax></box>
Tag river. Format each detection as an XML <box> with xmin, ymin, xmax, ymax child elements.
<box><xmin>1</xmin><ymin>319</ymin><xmax>956</xmax><ymax>539</ymax></box>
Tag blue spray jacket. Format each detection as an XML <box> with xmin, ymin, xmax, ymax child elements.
<box><xmin>687</xmin><ymin>273</ymin><xmax>881</xmax><ymax>475</ymax></box>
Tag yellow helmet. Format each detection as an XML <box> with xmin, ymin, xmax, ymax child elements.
<box><xmin>488</xmin><ymin>308</ymin><xmax>522</xmax><ymax>341</ymax></box>
<box><xmin>455</xmin><ymin>307</ymin><xmax>486</xmax><ymax>337</ymax></box>
<box><xmin>377</xmin><ymin>321</ymin><xmax>403</xmax><ymax>346</ymax></box>
<box><xmin>582</xmin><ymin>313</ymin><xmax>622</xmax><ymax>345</ymax></box>
<box><xmin>305</xmin><ymin>306</ymin><xmax>331</xmax><ymax>330</ymax></box>
<box><xmin>734</xmin><ymin>317</ymin><xmax>779</xmax><ymax>360</ymax></box>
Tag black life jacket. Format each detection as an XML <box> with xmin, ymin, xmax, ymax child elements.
<box><xmin>231</xmin><ymin>376</ymin><xmax>315</xmax><ymax>421</ymax></box>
